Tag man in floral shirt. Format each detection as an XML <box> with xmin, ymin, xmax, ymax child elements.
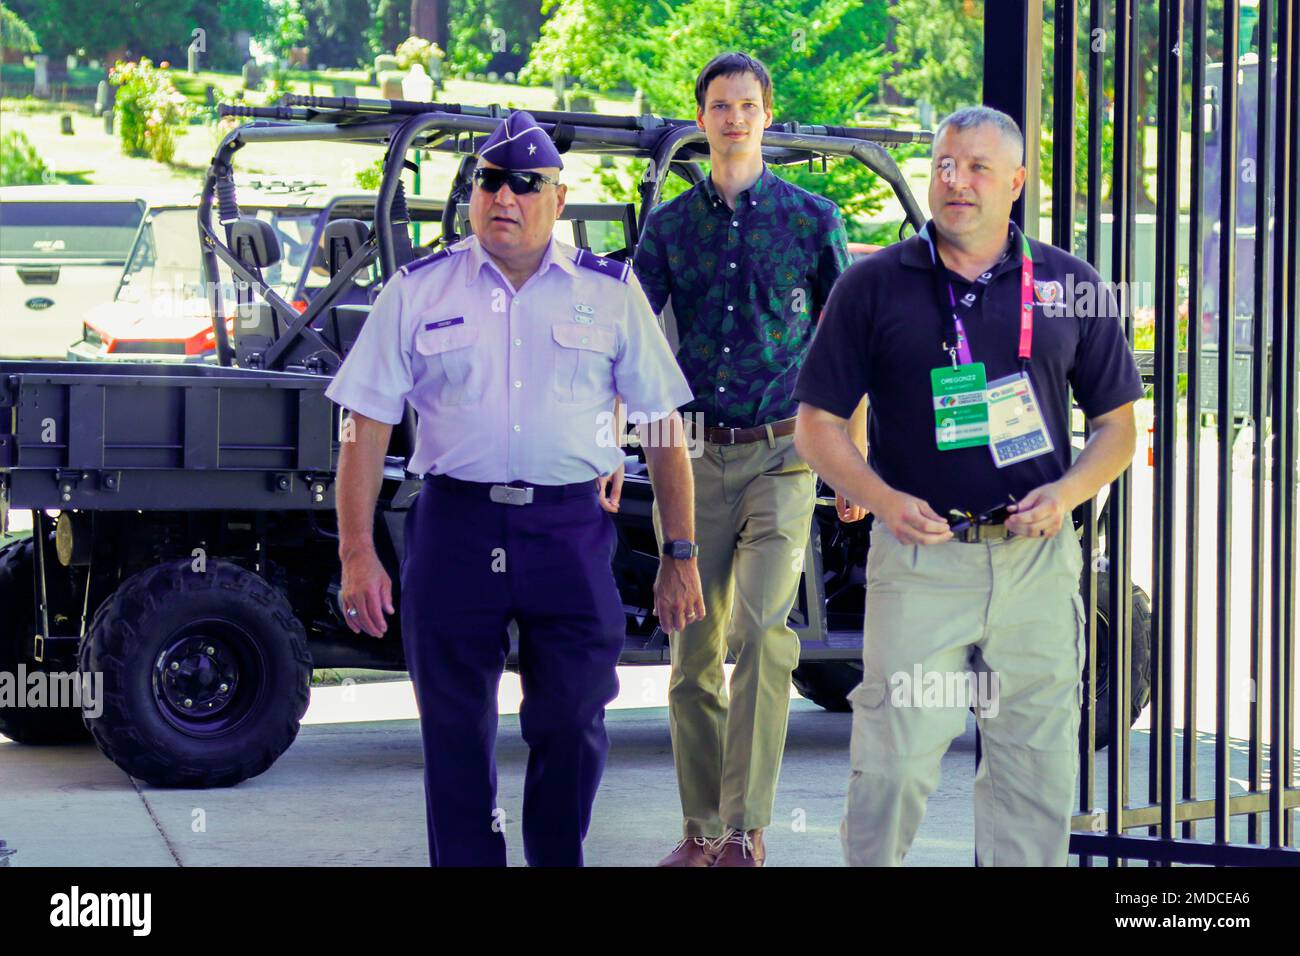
<box><xmin>633</xmin><ymin>51</ymin><xmax>863</xmax><ymax>867</ymax></box>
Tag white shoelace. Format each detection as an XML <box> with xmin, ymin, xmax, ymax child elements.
<box><xmin>672</xmin><ymin>836</ymin><xmax>723</xmax><ymax>855</ymax></box>
<box><xmin>718</xmin><ymin>829</ymin><xmax>756</xmax><ymax>858</ymax></box>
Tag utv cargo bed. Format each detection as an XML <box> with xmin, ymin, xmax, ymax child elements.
<box><xmin>0</xmin><ymin>360</ymin><xmax>340</xmax><ymax>512</ymax></box>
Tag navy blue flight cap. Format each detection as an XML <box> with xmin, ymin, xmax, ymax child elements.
<box><xmin>477</xmin><ymin>110</ymin><xmax>564</xmax><ymax>170</ymax></box>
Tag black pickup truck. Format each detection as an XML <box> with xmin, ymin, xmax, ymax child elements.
<box><xmin>0</xmin><ymin>97</ymin><xmax>1150</xmax><ymax>787</ymax></box>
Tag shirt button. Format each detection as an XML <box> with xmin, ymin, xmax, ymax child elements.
<box><xmin>513</xmin><ymin>338</ymin><xmax>522</xmax><ymax>347</ymax></box>
<box><xmin>513</xmin><ymin>380</ymin><xmax>522</xmax><ymax>389</ymax></box>
<box><xmin>727</xmin><ymin>305</ymin><xmax>734</xmax><ymax>311</ymax></box>
<box><xmin>750</xmin><ymin>200</ymin><xmax>757</xmax><ymax>206</ymax></box>
<box><xmin>729</xmin><ymin>262</ymin><xmax>736</xmax><ymax>268</ymax></box>
<box><xmin>731</xmin><ymin>221</ymin><xmax>739</xmax><ymax>227</ymax></box>
<box><xmin>513</xmin><ymin>424</ymin><xmax>521</xmax><ymax>432</ymax></box>
<box><xmin>723</xmin><ymin>346</ymin><xmax>731</xmax><ymax>353</ymax></box>
<box><xmin>718</xmin><ymin>386</ymin><xmax>726</xmax><ymax>392</ymax></box>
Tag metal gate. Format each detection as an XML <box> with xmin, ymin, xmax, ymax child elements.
<box><xmin>985</xmin><ymin>0</ymin><xmax>1299</xmax><ymax>865</ymax></box>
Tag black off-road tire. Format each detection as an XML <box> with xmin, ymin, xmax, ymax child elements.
<box><xmin>0</xmin><ymin>537</ymin><xmax>92</xmax><ymax>744</ymax></box>
<box><xmin>1083</xmin><ymin>574</ymin><xmax>1154</xmax><ymax>752</ymax></box>
<box><xmin>792</xmin><ymin>661</ymin><xmax>862</xmax><ymax>712</ymax></box>
<box><xmin>79</xmin><ymin>559</ymin><xmax>312</xmax><ymax>788</ymax></box>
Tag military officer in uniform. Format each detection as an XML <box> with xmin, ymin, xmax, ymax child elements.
<box><xmin>325</xmin><ymin>110</ymin><xmax>704</xmax><ymax>867</ymax></box>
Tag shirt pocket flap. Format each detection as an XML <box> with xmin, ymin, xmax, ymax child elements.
<box><xmin>552</xmin><ymin>322</ymin><xmax>615</xmax><ymax>353</ymax></box>
<box><xmin>414</xmin><ymin>321</ymin><xmax>478</xmax><ymax>355</ymax></box>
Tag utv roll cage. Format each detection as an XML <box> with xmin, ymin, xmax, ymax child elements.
<box><xmin>200</xmin><ymin>95</ymin><xmax>931</xmax><ymax>374</ymax></box>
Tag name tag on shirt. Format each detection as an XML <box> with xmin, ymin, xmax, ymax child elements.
<box><xmin>985</xmin><ymin>372</ymin><xmax>1054</xmax><ymax>467</ymax></box>
<box><xmin>930</xmin><ymin>362</ymin><xmax>989</xmax><ymax>451</ymax></box>
<box><xmin>424</xmin><ymin>316</ymin><xmax>465</xmax><ymax>331</ymax></box>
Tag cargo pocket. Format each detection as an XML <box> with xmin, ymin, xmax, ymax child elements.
<box><xmin>414</xmin><ymin>321</ymin><xmax>481</xmax><ymax>405</ymax></box>
<box><xmin>847</xmin><ymin>675</ymin><xmax>888</xmax><ymax>771</ymax></box>
<box><xmin>552</xmin><ymin>322</ymin><xmax>616</xmax><ymax>403</ymax></box>
<box><xmin>847</xmin><ymin>679</ymin><xmax>886</xmax><ymax>710</ymax></box>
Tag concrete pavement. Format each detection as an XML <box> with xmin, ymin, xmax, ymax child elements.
<box><xmin>2</xmin><ymin>673</ymin><xmax>1289</xmax><ymax>867</ymax></box>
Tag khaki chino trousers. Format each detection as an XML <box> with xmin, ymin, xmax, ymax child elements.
<box><xmin>652</xmin><ymin>430</ymin><xmax>817</xmax><ymax>838</ymax></box>
<box><xmin>842</xmin><ymin>521</ymin><xmax>1087</xmax><ymax>866</ymax></box>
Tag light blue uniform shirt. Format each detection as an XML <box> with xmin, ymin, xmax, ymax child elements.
<box><xmin>324</xmin><ymin>234</ymin><xmax>693</xmax><ymax>484</ymax></box>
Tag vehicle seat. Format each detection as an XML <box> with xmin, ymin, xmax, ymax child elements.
<box><xmin>316</xmin><ymin>219</ymin><xmax>372</xmax><ymax>352</ymax></box>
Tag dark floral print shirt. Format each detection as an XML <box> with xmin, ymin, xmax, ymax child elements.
<box><xmin>632</xmin><ymin>164</ymin><xmax>851</xmax><ymax>428</ymax></box>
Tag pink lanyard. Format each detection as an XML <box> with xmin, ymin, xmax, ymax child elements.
<box><xmin>926</xmin><ymin>224</ymin><xmax>1035</xmax><ymax>371</ymax></box>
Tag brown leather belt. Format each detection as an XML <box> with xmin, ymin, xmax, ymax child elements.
<box><xmin>693</xmin><ymin>417</ymin><xmax>798</xmax><ymax>446</ymax></box>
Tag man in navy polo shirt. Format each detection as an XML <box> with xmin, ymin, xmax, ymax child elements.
<box><xmin>793</xmin><ymin>106</ymin><xmax>1142</xmax><ymax>866</ymax></box>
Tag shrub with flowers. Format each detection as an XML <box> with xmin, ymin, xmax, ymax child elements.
<box><xmin>395</xmin><ymin>36</ymin><xmax>446</xmax><ymax>75</ymax></box>
<box><xmin>109</xmin><ymin>58</ymin><xmax>194</xmax><ymax>164</ymax></box>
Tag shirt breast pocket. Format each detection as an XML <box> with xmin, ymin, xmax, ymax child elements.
<box><xmin>552</xmin><ymin>322</ymin><xmax>616</xmax><ymax>404</ymax></box>
<box><xmin>414</xmin><ymin>321</ymin><xmax>482</xmax><ymax>405</ymax></box>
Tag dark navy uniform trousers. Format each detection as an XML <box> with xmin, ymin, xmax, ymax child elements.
<box><xmin>399</xmin><ymin>474</ymin><xmax>625</xmax><ymax>866</ymax></box>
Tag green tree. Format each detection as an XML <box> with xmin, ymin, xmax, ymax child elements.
<box><xmin>367</xmin><ymin>0</ymin><xmax>410</xmax><ymax>59</ymax></box>
<box><xmin>887</xmin><ymin>0</ymin><xmax>983</xmax><ymax>115</ymax></box>
<box><xmin>300</xmin><ymin>0</ymin><xmax>373</xmax><ymax>67</ymax></box>
<box><xmin>264</xmin><ymin>0</ymin><xmax>307</xmax><ymax>58</ymax></box>
<box><xmin>0</xmin><ymin>3</ymin><xmax>41</xmax><ymax>55</ymax></box>
<box><xmin>11</xmin><ymin>0</ymin><xmax>195</xmax><ymax>60</ymax></box>
<box><xmin>524</xmin><ymin>0</ymin><xmax>895</xmax><ymax>235</ymax></box>
<box><xmin>447</xmin><ymin>0</ymin><xmax>548</xmax><ymax>76</ymax></box>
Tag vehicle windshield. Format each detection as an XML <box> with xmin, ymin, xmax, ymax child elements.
<box><xmin>117</xmin><ymin>207</ymin><xmax>320</xmax><ymax>303</ymax></box>
<box><xmin>0</xmin><ymin>201</ymin><xmax>143</xmax><ymax>260</ymax></box>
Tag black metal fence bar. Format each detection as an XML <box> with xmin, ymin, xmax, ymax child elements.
<box><xmin>1215</xmin><ymin>0</ymin><xmax>1240</xmax><ymax>847</ymax></box>
<box><xmin>1183</xmin><ymin>0</ymin><xmax>1207</xmax><ymax>844</ymax></box>
<box><xmin>1248</xmin><ymin>0</ymin><xmax>1275</xmax><ymax>848</ymax></box>
<box><xmin>1153</xmin><ymin>0</ymin><xmax>1184</xmax><ymax>850</ymax></box>
<box><xmin>1076</xmin><ymin>0</ymin><xmax>1106</xmax><ymax>867</ymax></box>
<box><xmin>1268</xmin><ymin>0</ymin><xmax>1293</xmax><ymax>853</ymax></box>
<box><xmin>1108</xmin><ymin>0</ymin><xmax>1137</xmax><ymax>867</ymax></box>
<box><xmin>1280</xmin><ymin>0</ymin><xmax>1300</xmax><ymax>849</ymax></box>
<box><xmin>1053</xmin><ymin>0</ymin><xmax>1078</xmax><ymax>251</ymax></box>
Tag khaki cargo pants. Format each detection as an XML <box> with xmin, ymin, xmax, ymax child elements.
<box><xmin>652</xmin><ymin>430</ymin><xmax>817</xmax><ymax>837</ymax></box>
<box><xmin>842</xmin><ymin>521</ymin><xmax>1086</xmax><ymax>867</ymax></box>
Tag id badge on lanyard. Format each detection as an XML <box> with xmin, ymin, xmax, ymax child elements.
<box><xmin>922</xmin><ymin>223</ymin><xmax>1053</xmax><ymax>467</ymax></box>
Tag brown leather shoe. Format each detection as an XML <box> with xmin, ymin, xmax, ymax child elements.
<box><xmin>657</xmin><ymin>836</ymin><xmax>721</xmax><ymax>867</ymax></box>
<box><xmin>711</xmin><ymin>828</ymin><xmax>765</xmax><ymax>867</ymax></box>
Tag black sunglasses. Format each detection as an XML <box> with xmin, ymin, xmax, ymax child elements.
<box><xmin>473</xmin><ymin>168</ymin><xmax>560</xmax><ymax>194</ymax></box>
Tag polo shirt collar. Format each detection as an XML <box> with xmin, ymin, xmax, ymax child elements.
<box><xmin>903</xmin><ymin>219</ymin><xmax>1045</xmax><ymax>272</ymax></box>
<box><xmin>700</xmin><ymin>163</ymin><xmax>776</xmax><ymax>208</ymax></box>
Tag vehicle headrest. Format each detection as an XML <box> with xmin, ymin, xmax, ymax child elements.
<box><xmin>322</xmin><ymin>218</ymin><xmax>371</xmax><ymax>271</ymax></box>
<box><xmin>227</xmin><ymin>218</ymin><xmax>282</xmax><ymax>269</ymax></box>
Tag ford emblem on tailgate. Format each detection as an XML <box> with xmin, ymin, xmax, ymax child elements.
<box><xmin>25</xmin><ymin>297</ymin><xmax>55</xmax><ymax>310</ymax></box>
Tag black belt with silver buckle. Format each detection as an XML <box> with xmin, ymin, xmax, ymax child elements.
<box><xmin>424</xmin><ymin>473</ymin><xmax>595</xmax><ymax>506</ymax></box>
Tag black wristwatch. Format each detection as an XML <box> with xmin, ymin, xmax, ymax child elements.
<box><xmin>662</xmin><ymin>539</ymin><xmax>699</xmax><ymax>560</ymax></box>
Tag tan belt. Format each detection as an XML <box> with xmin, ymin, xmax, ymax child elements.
<box><xmin>693</xmin><ymin>417</ymin><xmax>798</xmax><ymax>446</ymax></box>
<box><xmin>952</xmin><ymin>522</ymin><xmax>1011</xmax><ymax>543</ymax></box>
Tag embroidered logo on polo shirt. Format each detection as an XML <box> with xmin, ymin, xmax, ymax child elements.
<box><xmin>1033</xmin><ymin>279</ymin><xmax>1064</xmax><ymax>305</ymax></box>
